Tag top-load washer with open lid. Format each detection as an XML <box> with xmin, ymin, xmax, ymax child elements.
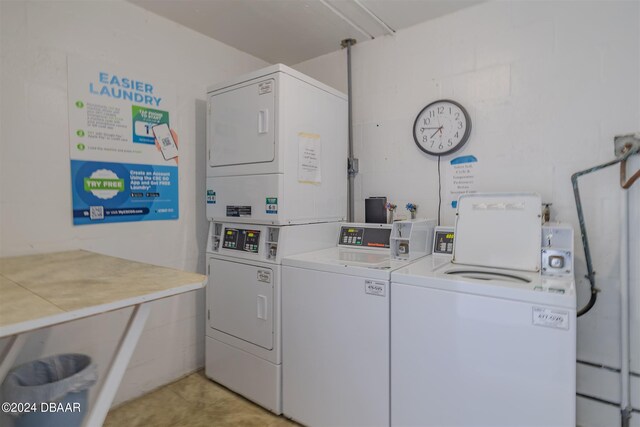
<box><xmin>206</xmin><ymin>64</ymin><xmax>347</xmax><ymax>225</ymax></box>
<box><xmin>391</xmin><ymin>193</ymin><xmax>577</xmax><ymax>427</ymax></box>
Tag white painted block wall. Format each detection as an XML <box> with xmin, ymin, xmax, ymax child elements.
<box><xmin>0</xmin><ymin>0</ymin><xmax>267</xmax><ymax>413</ymax></box>
<box><xmin>294</xmin><ymin>2</ymin><xmax>640</xmax><ymax>426</ymax></box>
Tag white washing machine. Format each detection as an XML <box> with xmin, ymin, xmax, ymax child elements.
<box><xmin>282</xmin><ymin>220</ymin><xmax>436</xmax><ymax>427</ymax></box>
<box><xmin>391</xmin><ymin>193</ymin><xmax>577</xmax><ymax>427</ymax></box>
<box><xmin>205</xmin><ymin>221</ymin><xmax>339</xmax><ymax>414</ymax></box>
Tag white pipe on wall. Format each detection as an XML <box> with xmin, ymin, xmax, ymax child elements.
<box><xmin>620</xmin><ymin>189</ymin><xmax>631</xmax><ymax>427</ymax></box>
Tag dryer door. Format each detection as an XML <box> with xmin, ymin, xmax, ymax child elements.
<box><xmin>208</xmin><ymin>258</ymin><xmax>274</xmax><ymax>350</ymax></box>
<box><xmin>209</xmin><ymin>79</ymin><xmax>276</xmax><ymax>167</ymax></box>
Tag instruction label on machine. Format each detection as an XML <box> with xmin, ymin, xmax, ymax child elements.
<box><xmin>257</xmin><ymin>270</ymin><xmax>271</xmax><ymax>283</ymax></box>
<box><xmin>365</xmin><ymin>280</ymin><xmax>386</xmax><ymax>297</ymax></box>
<box><xmin>207</xmin><ymin>190</ymin><xmax>216</xmax><ymax>204</ymax></box>
<box><xmin>298</xmin><ymin>132</ymin><xmax>322</xmax><ymax>184</ymax></box>
<box><xmin>532</xmin><ymin>307</ymin><xmax>569</xmax><ymax>330</ymax></box>
<box><xmin>266</xmin><ymin>197</ymin><xmax>278</xmax><ymax>214</ymax></box>
<box><xmin>258</xmin><ymin>80</ymin><xmax>273</xmax><ymax>95</ymax></box>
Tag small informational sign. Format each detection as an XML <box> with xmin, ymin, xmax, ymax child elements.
<box><xmin>266</xmin><ymin>197</ymin><xmax>278</xmax><ymax>214</ymax></box>
<box><xmin>257</xmin><ymin>270</ymin><xmax>272</xmax><ymax>283</ymax></box>
<box><xmin>207</xmin><ymin>190</ymin><xmax>216</xmax><ymax>204</ymax></box>
<box><xmin>258</xmin><ymin>80</ymin><xmax>273</xmax><ymax>95</ymax></box>
<box><xmin>365</xmin><ymin>280</ymin><xmax>386</xmax><ymax>297</ymax></box>
<box><xmin>447</xmin><ymin>155</ymin><xmax>481</xmax><ymax>209</ymax></box>
<box><xmin>532</xmin><ymin>307</ymin><xmax>569</xmax><ymax>330</ymax></box>
<box><xmin>226</xmin><ymin>206</ymin><xmax>251</xmax><ymax>217</ymax></box>
<box><xmin>67</xmin><ymin>56</ymin><xmax>178</xmax><ymax>225</ymax></box>
<box><xmin>298</xmin><ymin>132</ymin><xmax>322</xmax><ymax>184</ymax></box>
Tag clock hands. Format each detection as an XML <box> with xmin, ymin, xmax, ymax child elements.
<box><xmin>430</xmin><ymin>126</ymin><xmax>444</xmax><ymax>139</ymax></box>
<box><xmin>432</xmin><ymin>116</ymin><xmax>444</xmax><ymax>138</ymax></box>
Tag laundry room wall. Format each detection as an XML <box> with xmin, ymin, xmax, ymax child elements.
<box><xmin>293</xmin><ymin>1</ymin><xmax>640</xmax><ymax>426</ymax></box>
<box><xmin>0</xmin><ymin>0</ymin><xmax>268</xmax><ymax>409</ymax></box>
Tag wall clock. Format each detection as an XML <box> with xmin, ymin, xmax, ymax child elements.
<box><xmin>413</xmin><ymin>99</ymin><xmax>471</xmax><ymax>156</ymax></box>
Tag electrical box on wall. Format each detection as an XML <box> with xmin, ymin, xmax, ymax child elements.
<box><xmin>205</xmin><ymin>64</ymin><xmax>348</xmax><ymax>225</ymax></box>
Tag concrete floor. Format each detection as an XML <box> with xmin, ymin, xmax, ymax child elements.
<box><xmin>105</xmin><ymin>371</ymin><xmax>297</xmax><ymax>427</ymax></box>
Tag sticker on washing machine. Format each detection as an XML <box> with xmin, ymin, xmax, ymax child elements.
<box><xmin>364</xmin><ymin>280</ymin><xmax>386</xmax><ymax>297</ymax></box>
<box><xmin>257</xmin><ymin>270</ymin><xmax>272</xmax><ymax>283</ymax></box>
<box><xmin>207</xmin><ymin>190</ymin><xmax>216</xmax><ymax>204</ymax></box>
<box><xmin>258</xmin><ymin>80</ymin><xmax>273</xmax><ymax>95</ymax></box>
<box><xmin>532</xmin><ymin>307</ymin><xmax>569</xmax><ymax>330</ymax></box>
<box><xmin>266</xmin><ymin>197</ymin><xmax>278</xmax><ymax>214</ymax></box>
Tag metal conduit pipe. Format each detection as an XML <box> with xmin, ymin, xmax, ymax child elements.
<box><xmin>571</xmin><ymin>142</ymin><xmax>640</xmax><ymax>317</ymax></box>
<box><xmin>620</xmin><ymin>189</ymin><xmax>631</xmax><ymax>427</ymax></box>
<box><xmin>341</xmin><ymin>38</ymin><xmax>357</xmax><ymax>222</ymax></box>
<box><xmin>571</xmin><ymin>135</ymin><xmax>639</xmax><ymax>426</ymax></box>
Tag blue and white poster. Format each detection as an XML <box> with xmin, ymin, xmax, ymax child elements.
<box><xmin>67</xmin><ymin>56</ymin><xmax>178</xmax><ymax>225</ymax></box>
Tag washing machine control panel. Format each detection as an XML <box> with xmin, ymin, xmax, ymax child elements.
<box><xmin>222</xmin><ymin>228</ymin><xmax>261</xmax><ymax>253</ymax></box>
<box><xmin>339</xmin><ymin>226</ymin><xmax>390</xmax><ymax>248</ymax></box>
<box><xmin>433</xmin><ymin>226</ymin><xmax>455</xmax><ymax>255</ymax></box>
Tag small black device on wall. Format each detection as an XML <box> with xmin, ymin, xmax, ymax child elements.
<box><xmin>365</xmin><ymin>197</ymin><xmax>387</xmax><ymax>224</ymax></box>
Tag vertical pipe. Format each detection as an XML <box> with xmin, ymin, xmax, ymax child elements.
<box><xmin>620</xmin><ymin>189</ymin><xmax>631</xmax><ymax>427</ymax></box>
<box><xmin>342</xmin><ymin>38</ymin><xmax>356</xmax><ymax>222</ymax></box>
<box><xmin>347</xmin><ymin>41</ymin><xmax>353</xmax><ymax>166</ymax></box>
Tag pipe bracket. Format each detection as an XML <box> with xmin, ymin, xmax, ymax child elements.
<box><xmin>348</xmin><ymin>158</ymin><xmax>359</xmax><ymax>177</ymax></box>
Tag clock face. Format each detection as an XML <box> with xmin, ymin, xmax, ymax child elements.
<box><xmin>413</xmin><ymin>99</ymin><xmax>471</xmax><ymax>156</ymax></box>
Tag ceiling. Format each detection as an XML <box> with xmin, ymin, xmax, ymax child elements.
<box><xmin>129</xmin><ymin>0</ymin><xmax>484</xmax><ymax>65</ymax></box>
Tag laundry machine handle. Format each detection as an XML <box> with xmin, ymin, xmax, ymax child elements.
<box><xmin>257</xmin><ymin>295</ymin><xmax>268</xmax><ymax>320</ymax></box>
<box><xmin>258</xmin><ymin>110</ymin><xmax>269</xmax><ymax>134</ymax></box>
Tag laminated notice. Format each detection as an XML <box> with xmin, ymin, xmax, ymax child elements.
<box><xmin>298</xmin><ymin>132</ymin><xmax>321</xmax><ymax>184</ymax></box>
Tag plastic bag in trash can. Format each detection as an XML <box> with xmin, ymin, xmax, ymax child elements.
<box><xmin>2</xmin><ymin>353</ymin><xmax>98</xmax><ymax>425</ymax></box>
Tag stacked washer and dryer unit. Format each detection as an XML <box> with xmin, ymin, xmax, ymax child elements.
<box><xmin>204</xmin><ymin>64</ymin><xmax>347</xmax><ymax>413</ymax></box>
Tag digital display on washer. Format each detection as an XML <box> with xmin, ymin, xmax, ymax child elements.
<box><xmin>222</xmin><ymin>228</ymin><xmax>260</xmax><ymax>253</ymax></box>
<box><xmin>339</xmin><ymin>226</ymin><xmax>390</xmax><ymax>248</ymax></box>
<box><xmin>433</xmin><ymin>230</ymin><xmax>455</xmax><ymax>255</ymax></box>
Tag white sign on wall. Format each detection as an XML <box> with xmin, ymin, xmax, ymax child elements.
<box><xmin>446</xmin><ymin>155</ymin><xmax>482</xmax><ymax>209</ymax></box>
<box><xmin>298</xmin><ymin>132</ymin><xmax>322</xmax><ymax>184</ymax></box>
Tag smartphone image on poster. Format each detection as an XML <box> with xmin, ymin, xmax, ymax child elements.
<box><xmin>152</xmin><ymin>123</ymin><xmax>179</xmax><ymax>161</ymax></box>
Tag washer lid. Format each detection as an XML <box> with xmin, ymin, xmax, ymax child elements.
<box><xmin>453</xmin><ymin>193</ymin><xmax>542</xmax><ymax>272</ymax></box>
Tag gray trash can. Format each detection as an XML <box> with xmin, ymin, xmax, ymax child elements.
<box><xmin>2</xmin><ymin>354</ymin><xmax>98</xmax><ymax>427</ymax></box>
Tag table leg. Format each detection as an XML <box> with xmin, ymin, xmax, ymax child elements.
<box><xmin>0</xmin><ymin>334</ymin><xmax>28</xmax><ymax>381</ymax></box>
<box><xmin>83</xmin><ymin>303</ymin><xmax>151</xmax><ymax>427</ymax></box>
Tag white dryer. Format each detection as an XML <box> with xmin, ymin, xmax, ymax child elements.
<box><xmin>205</xmin><ymin>221</ymin><xmax>339</xmax><ymax>414</ymax></box>
<box><xmin>282</xmin><ymin>220</ymin><xmax>436</xmax><ymax>427</ymax></box>
<box><xmin>391</xmin><ymin>193</ymin><xmax>577</xmax><ymax>427</ymax></box>
<box><xmin>206</xmin><ymin>64</ymin><xmax>347</xmax><ymax>225</ymax></box>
